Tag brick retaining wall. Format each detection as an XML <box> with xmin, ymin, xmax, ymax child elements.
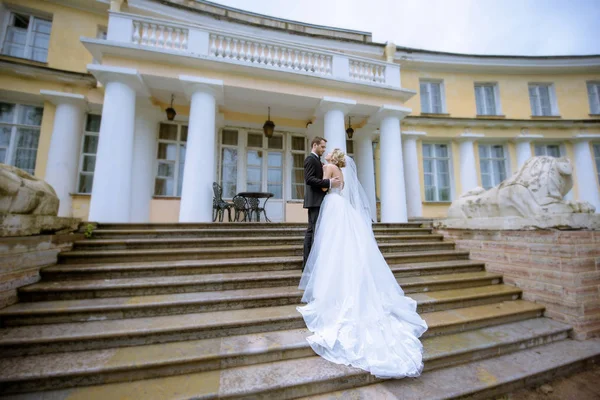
<box><xmin>436</xmin><ymin>229</ymin><xmax>600</xmax><ymax>340</ymax></box>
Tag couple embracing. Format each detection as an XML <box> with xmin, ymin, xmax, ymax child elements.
<box><xmin>297</xmin><ymin>136</ymin><xmax>428</xmax><ymax>379</ymax></box>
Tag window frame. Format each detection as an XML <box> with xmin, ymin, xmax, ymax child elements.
<box><xmin>218</xmin><ymin>128</ymin><xmax>240</xmax><ymax>200</ymax></box>
<box><xmin>474</xmin><ymin>82</ymin><xmax>502</xmax><ymax>116</ymax></box>
<box><xmin>76</xmin><ymin>114</ymin><xmax>101</xmax><ymax>194</ymax></box>
<box><xmin>528</xmin><ymin>83</ymin><xmax>559</xmax><ymax>117</ymax></box>
<box><xmin>420</xmin><ymin>80</ymin><xmax>446</xmax><ymax>114</ymax></box>
<box><xmin>422</xmin><ymin>142</ymin><xmax>453</xmax><ymax>202</ymax></box>
<box><xmin>290</xmin><ymin>135</ymin><xmax>307</xmax><ymax>200</ymax></box>
<box><xmin>0</xmin><ymin>100</ymin><xmax>43</xmax><ymax>175</ymax></box>
<box><xmin>587</xmin><ymin>81</ymin><xmax>600</xmax><ymax>115</ymax></box>
<box><xmin>1</xmin><ymin>10</ymin><xmax>52</xmax><ymax>63</ymax></box>
<box><xmin>154</xmin><ymin>122</ymin><xmax>188</xmax><ymax>198</ymax></box>
<box><xmin>477</xmin><ymin>143</ymin><xmax>510</xmax><ymax>189</ymax></box>
<box><xmin>533</xmin><ymin>143</ymin><xmax>565</xmax><ymax>158</ymax></box>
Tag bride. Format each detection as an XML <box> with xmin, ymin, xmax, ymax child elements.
<box><xmin>297</xmin><ymin>148</ymin><xmax>428</xmax><ymax>379</ymax></box>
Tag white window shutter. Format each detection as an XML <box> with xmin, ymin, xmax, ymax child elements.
<box><xmin>420</xmin><ymin>82</ymin><xmax>431</xmax><ymax>113</ymax></box>
<box><xmin>588</xmin><ymin>83</ymin><xmax>600</xmax><ymax>114</ymax></box>
<box><xmin>484</xmin><ymin>85</ymin><xmax>496</xmax><ymax>115</ymax></box>
<box><xmin>431</xmin><ymin>83</ymin><xmax>442</xmax><ymax>113</ymax></box>
<box><xmin>475</xmin><ymin>85</ymin><xmax>484</xmax><ymax>115</ymax></box>
<box><xmin>529</xmin><ymin>86</ymin><xmax>539</xmax><ymax>116</ymax></box>
<box><xmin>539</xmin><ymin>85</ymin><xmax>552</xmax><ymax>116</ymax></box>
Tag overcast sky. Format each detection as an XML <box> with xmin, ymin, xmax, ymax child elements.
<box><xmin>210</xmin><ymin>0</ymin><xmax>600</xmax><ymax>56</ymax></box>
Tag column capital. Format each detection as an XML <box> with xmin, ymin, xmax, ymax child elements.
<box><xmin>87</xmin><ymin>64</ymin><xmax>150</xmax><ymax>96</ymax></box>
<box><xmin>401</xmin><ymin>130</ymin><xmax>427</xmax><ymax>140</ymax></box>
<box><xmin>571</xmin><ymin>133</ymin><xmax>600</xmax><ymax>142</ymax></box>
<box><xmin>316</xmin><ymin>96</ymin><xmax>356</xmax><ymax>117</ymax></box>
<box><xmin>513</xmin><ymin>133</ymin><xmax>544</xmax><ymax>142</ymax></box>
<box><xmin>40</xmin><ymin>90</ymin><xmax>88</xmax><ymax>109</ymax></box>
<box><xmin>368</xmin><ymin>104</ymin><xmax>411</xmax><ymax>124</ymax></box>
<box><xmin>179</xmin><ymin>75</ymin><xmax>224</xmax><ymax>104</ymax></box>
<box><xmin>456</xmin><ymin>132</ymin><xmax>484</xmax><ymax>142</ymax></box>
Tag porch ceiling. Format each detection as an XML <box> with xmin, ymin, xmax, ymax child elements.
<box><xmin>142</xmin><ymin>74</ymin><xmax>380</xmax><ymax>123</ymax></box>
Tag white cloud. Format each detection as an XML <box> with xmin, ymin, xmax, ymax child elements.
<box><xmin>210</xmin><ymin>0</ymin><xmax>600</xmax><ymax>55</ymax></box>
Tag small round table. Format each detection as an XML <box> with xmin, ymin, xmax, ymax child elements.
<box><xmin>237</xmin><ymin>192</ymin><xmax>274</xmax><ymax>222</ymax></box>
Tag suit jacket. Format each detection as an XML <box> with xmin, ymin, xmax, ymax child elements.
<box><xmin>303</xmin><ymin>153</ymin><xmax>330</xmax><ymax>209</ymax></box>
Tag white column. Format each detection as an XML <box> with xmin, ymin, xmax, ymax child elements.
<box><xmin>41</xmin><ymin>91</ymin><xmax>87</xmax><ymax>217</ymax></box>
<box><xmin>178</xmin><ymin>76</ymin><xmax>223</xmax><ymax>222</ymax></box>
<box><xmin>317</xmin><ymin>97</ymin><xmax>356</xmax><ymax>153</ymax></box>
<box><xmin>458</xmin><ymin>135</ymin><xmax>480</xmax><ymax>194</ymax></box>
<box><xmin>402</xmin><ymin>131</ymin><xmax>426</xmax><ymax>218</ymax></box>
<box><xmin>573</xmin><ymin>137</ymin><xmax>600</xmax><ymax>212</ymax></box>
<box><xmin>374</xmin><ymin>105</ymin><xmax>410</xmax><ymax>222</ymax></box>
<box><xmin>516</xmin><ymin>140</ymin><xmax>533</xmax><ymax>168</ymax></box>
<box><xmin>354</xmin><ymin>131</ymin><xmax>377</xmax><ymax>221</ymax></box>
<box><xmin>87</xmin><ymin>65</ymin><xmax>146</xmax><ymax>222</ymax></box>
<box><xmin>130</xmin><ymin>107</ymin><xmax>160</xmax><ymax>223</ymax></box>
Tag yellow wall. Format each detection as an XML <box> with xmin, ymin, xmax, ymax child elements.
<box><xmin>7</xmin><ymin>0</ymin><xmax>108</xmax><ymax>73</ymax></box>
<box><xmin>402</xmin><ymin>68</ymin><xmax>600</xmax><ymax>120</ymax></box>
<box><xmin>72</xmin><ymin>195</ymin><xmax>91</xmax><ymax>220</ymax></box>
<box><xmin>286</xmin><ymin>203</ymin><xmax>307</xmax><ymax>222</ymax></box>
<box><xmin>150</xmin><ymin>199</ymin><xmax>181</xmax><ymax>223</ymax></box>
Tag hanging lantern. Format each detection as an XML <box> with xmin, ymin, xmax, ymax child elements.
<box><xmin>165</xmin><ymin>94</ymin><xmax>177</xmax><ymax>121</ymax></box>
<box><xmin>263</xmin><ymin>106</ymin><xmax>275</xmax><ymax>138</ymax></box>
<box><xmin>346</xmin><ymin>116</ymin><xmax>354</xmax><ymax>139</ymax></box>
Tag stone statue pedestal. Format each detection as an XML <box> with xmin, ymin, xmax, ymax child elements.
<box><xmin>0</xmin><ymin>214</ymin><xmax>80</xmax><ymax>237</ymax></box>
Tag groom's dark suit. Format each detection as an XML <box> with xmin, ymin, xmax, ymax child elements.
<box><xmin>303</xmin><ymin>152</ymin><xmax>330</xmax><ymax>269</ymax></box>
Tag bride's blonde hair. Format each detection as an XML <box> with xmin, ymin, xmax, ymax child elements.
<box><xmin>330</xmin><ymin>148</ymin><xmax>346</xmax><ymax>168</ymax></box>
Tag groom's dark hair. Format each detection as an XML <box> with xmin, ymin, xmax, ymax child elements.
<box><xmin>311</xmin><ymin>136</ymin><xmax>327</xmax><ymax>148</ymax></box>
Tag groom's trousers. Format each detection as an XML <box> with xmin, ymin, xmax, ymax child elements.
<box><xmin>303</xmin><ymin>207</ymin><xmax>320</xmax><ymax>270</ymax></box>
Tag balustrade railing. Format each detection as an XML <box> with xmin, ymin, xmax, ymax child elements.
<box><xmin>106</xmin><ymin>13</ymin><xmax>400</xmax><ymax>88</ymax></box>
<box><xmin>209</xmin><ymin>34</ymin><xmax>332</xmax><ymax>76</ymax></box>
<box><xmin>131</xmin><ymin>20</ymin><xmax>188</xmax><ymax>51</ymax></box>
<box><xmin>349</xmin><ymin>60</ymin><xmax>386</xmax><ymax>84</ymax></box>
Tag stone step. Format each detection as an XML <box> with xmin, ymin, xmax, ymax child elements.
<box><xmin>303</xmin><ymin>339</ymin><xmax>600</xmax><ymax>400</ymax></box>
<box><xmin>0</xmin><ymin>318</ymin><xmax>570</xmax><ymax>395</ymax></box>
<box><xmin>5</xmin><ymin>272</ymin><xmax>504</xmax><ymax>321</ymax></box>
<box><xmin>42</xmin><ymin>254</ymin><xmax>477</xmax><ymax>280</ymax></box>
<box><xmin>71</xmin><ymin>234</ymin><xmax>444</xmax><ymax>250</ymax></box>
<box><xmin>0</xmin><ymin>299</ymin><xmax>540</xmax><ymax>358</ymax></box>
<box><xmin>92</xmin><ymin>222</ymin><xmax>424</xmax><ymax>231</ymax></box>
<box><xmin>57</xmin><ymin>242</ymin><xmax>457</xmax><ymax>264</ymax></box>
<box><xmin>91</xmin><ymin>227</ymin><xmax>433</xmax><ymax>239</ymax></box>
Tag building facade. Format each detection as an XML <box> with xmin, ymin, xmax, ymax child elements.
<box><xmin>1</xmin><ymin>0</ymin><xmax>599</xmax><ymax>223</ymax></box>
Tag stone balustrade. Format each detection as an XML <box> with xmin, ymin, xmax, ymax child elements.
<box><xmin>106</xmin><ymin>12</ymin><xmax>400</xmax><ymax>89</ymax></box>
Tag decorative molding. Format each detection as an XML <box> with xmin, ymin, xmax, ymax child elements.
<box><xmin>403</xmin><ymin>115</ymin><xmax>600</xmax><ymax>129</ymax></box>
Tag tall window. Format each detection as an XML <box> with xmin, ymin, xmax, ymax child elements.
<box><xmin>529</xmin><ymin>83</ymin><xmax>555</xmax><ymax>116</ymax></box>
<box><xmin>594</xmin><ymin>144</ymin><xmax>600</xmax><ymax>185</ymax></box>
<box><xmin>587</xmin><ymin>82</ymin><xmax>600</xmax><ymax>115</ymax></box>
<box><xmin>423</xmin><ymin>143</ymin><xmax>451</xmax><ymax>202</ymax></box>
<box><xmin>154</xmin><ymin>123</ymin><xmax>187</xmax><ymax>197</ymax></box>
<box><xmin>346</xmin><ymin>139</ymin><xmax>354</xmax><ymax>158</ymax></box>
<box><xmin>0</xmin><ymin>102</ymin><xmax>43</xmax><ymax>174</ymax></box>
<box><xmin>220</xmin><ymin>129</ymin><xmax>238</xmax><ymax>198</ymax></box>
<box><xmin>474</xmin><ymin>83</ymin><xmax>498</xmax><ymax>115</ymax></box>
<box><xmin>478</xmin><ymin>144</ymin><xmax>507</xmax><ymax>189</ymax></box>
<box><xmin>267</xmin><ymin>135</ymin><xmax>284</xmax><ymax>199</ymax></box>
<box><xmin>420</xmin><ymin>81</ymin><xmax>444</xmax><ymax>114</ymax></box>
<box><xmin>77</xmin><ymin>114</ymin><xmax>101</xmax><ymax>193</ymax></box>
<box><xmin>2</xmin><ymin>12</ymin><xmax>51</xmax><ymax>62</ymax></box>
<box><xmin>291</xmin><ymin>136</ymin><xmax>306</xmax><ymax>200</ymax></box>
<box><xmin>534</xmin><ymin>144</ymin><xmax>561</xmax><ymax>158</ymax></box>
<box><xmin>246</xmin><ymin>132</ymin><xmax>263</xmax><ymax>193</ymax></box>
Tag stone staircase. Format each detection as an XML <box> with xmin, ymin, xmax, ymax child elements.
<box><xmin>0</xmin><ymin>222</ymin><xmax>598</xmax><ymax>399</ymax></box>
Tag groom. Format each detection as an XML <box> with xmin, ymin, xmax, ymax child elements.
<box><xmin>303</xmin><ymin>136</ymin><xmax>341</xmax><ymax>269</ymax></box>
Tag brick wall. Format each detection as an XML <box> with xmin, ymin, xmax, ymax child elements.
<box><xmin>0</xmin><ymin>234</ymin><xmax>82</xmax><ymax>309</ymax></box>
<box><xmin>436</xmin><ymin>229</ymin><xmax>600</xmax><ymax>340</ymax></box>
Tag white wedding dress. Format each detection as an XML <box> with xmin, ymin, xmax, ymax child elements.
<box><xmin>297</xmin><ymin>157</ymin><xmax>428</xmax><ymax>379</ymax></box>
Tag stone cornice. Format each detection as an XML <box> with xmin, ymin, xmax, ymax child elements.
<box><xmin>403</xmin><ymin>115</ymin><xmax>600</xmax><ymax>129</ymax></box>
<box><xmin>0</xmin><ymin>58</ymin><xmax>97</xmax><ymax>87</ymax></box>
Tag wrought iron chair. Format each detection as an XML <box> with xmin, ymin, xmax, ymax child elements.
<box><xmin>212</xmin><ymin>182</ymin><xmax>233</xmax><ymax>222</ymax></box>
<box><xmin>247</xmin><ymin>197</ymin><xmax>267</xmax><ymax>222</ymax></box>
<box><xmin>232</xmin><ymin>195</ymin><xmax>249</xmax><ymax>222</ymax></box>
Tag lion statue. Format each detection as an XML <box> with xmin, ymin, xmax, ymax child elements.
<box><xmin>447</xmin><ymin>156</ymin><xmax>595</xmax><ymax>219</ymax></box>
<box><xmin>0</xmin><ymin>163</ymin><xmax>59</xmax><ymax>215</ymax></box>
